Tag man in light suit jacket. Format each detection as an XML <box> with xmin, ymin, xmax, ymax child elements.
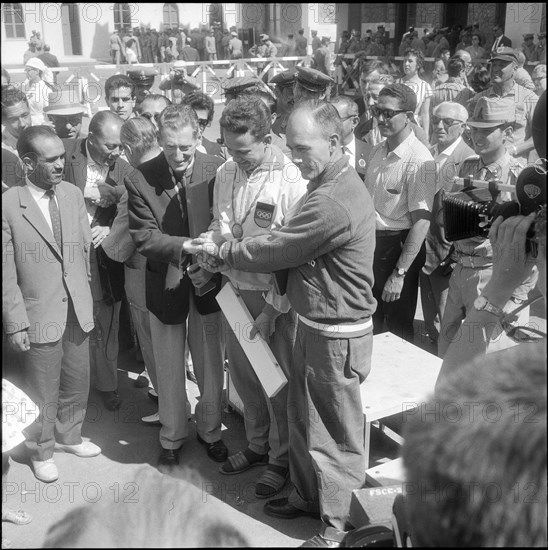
<box><xmin>126</xmin><ymin>105</ymin><xmax>226</xmax><ymax>469</ymax></box>
<box><xmin>2</xmin><ymin>126</ymin><xmax>100</xmax><ymax>484</ymax></box>
<box><xmin>63</xmin><ymin>110</ymin><xmax>134</xmax><ymax>411</ymax></box>
<box><xmin>420</xmin><ymin>102</ymin><xmax>475</xmax><ymax>348</ymax></box>
<box><xmin>330</xmin><ymin>95</ymin><xmax>370</xmax><ymax>180</ymax></box>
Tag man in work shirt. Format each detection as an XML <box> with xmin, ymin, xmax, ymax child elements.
<box><xmin>189</xmin><ymin>100</ymin><xmax>377</xmax><ymax>547</ymax></box>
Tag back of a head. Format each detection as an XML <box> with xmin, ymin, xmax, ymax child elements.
<box><xmin>289</xmin><ymin>100</ymin><xmax>342</xmax><ymax>140</ymax></box>
<box><xmin>402</xmin><ymin>343</ymin><xmax>547</xmax><ymax>547</ymax></box>
<box><xmin>120</xmin><ymin>117</ymin><xmax>159</xmax><ymax>163</ymax></box>
<box><xmin>181</xmin><ymin>91</ymin><xmax>215</xmax><ymax>123</ymax></box>
<box><xmin>220</xmin><ymin>96</ymin><xmax>271</xmax><ymax>139</ymax></box>
<box><xmin>329</xmin><ymin>95</ymin><xmax>358</xmax><ymax>117</ymax></box>
<box><xmin>43</xmin><ymin>467</ymin><xmax>250</xmax><ymax>548</ymax></box>
<box><xmin>137</xmin><ymin>93</ymin><xmax>171</xmax><ymax>113</ymax></box>
<box><xmin>447</xmin><ymin>56</ymin><xmax>466</xmax><ymax>78</ymax></box>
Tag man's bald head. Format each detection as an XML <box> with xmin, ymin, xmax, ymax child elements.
<box><xmin>88</xmin><ymin>110</ymin><xmax>123</xmax><ymax>167</ymax></box>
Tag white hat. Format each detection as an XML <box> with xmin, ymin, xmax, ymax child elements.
<box><xmin>44</xmin><ymin>88</ymin><xmax>85</xmax><ymax>116</ymax></box>
<box><xmin>231</xmin><ymin>31</ymin><xmax>238</xmax><ymax>37</ymax></box>
<box><xmin>25</xmin><ymin>57</ymin><xmax>47</xmax><ymax>72</ymax></box>
<box><xmin>172</xmin><ymin>60</ymin><xmax>187</xmax><ymax>69</ymax></box>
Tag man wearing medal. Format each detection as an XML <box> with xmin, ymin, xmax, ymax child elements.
<box><xmin>188</xmin><ymin>100</ymin><xmax>377</xmax><ymax>547</ymax></box>
<box><xmin>204</xmin><ymin>96</ymin><xmax>308</xmax><ymax>499</ymax></box>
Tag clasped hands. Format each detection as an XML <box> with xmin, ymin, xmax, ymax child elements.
<box><xmin>185</xmin><ymin>232</ymin><xmax>228</xmax><ymax>273</ymax></box>
<box><xmin>84</xmin><ymin>183</ymin><xmax>118</xmax><ymax>208</ymax></box>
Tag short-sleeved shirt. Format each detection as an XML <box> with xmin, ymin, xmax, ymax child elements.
<box><xmin>453</xmin><ymin>152</ymin><xmax>523</xmax><ymax>259</ymax></box>
<box><xmin>397</xmin><ymin>77</ymin><xmax>433</xmax><ymax>120</ymax></box>
<box><xmin>365</xmin><ymin>131</ymin><xmax>436</xmax><ymax>230</ymax></box>
<box><xmin>468</xmin><ymin>83</ymin><xmax>538</xmax><ymax>162</ymax></box>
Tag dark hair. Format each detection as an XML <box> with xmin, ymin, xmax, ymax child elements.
<box><xmin>470</xmin><ymin>67</ymin><xmax>491</xmax><ymax>93</ymax></box>
<box><xmin>403</xmin><ymin>343</ymin><xmax>547</xmax><ymax>547</ymax></box>
<box><xmin>89</xmin><ymin>110</ymin><xmax>123</xmax><ymax>136</ymax></box>
<box><xmin>403</xmin><ymin>48</ymin><xmax>425</xmax><ymax>71</ymax></box>
<box><xmin>378</xmin><ymin>83</ymin><xmax>417</xmax><ymax>113</ymax></box>
<box><xmin>1</xmin><ymin>87</ymin><xmax>29</xmax><ymax>117</ymax></box>
<box><xmin>447</xmin><ymin>56</ymin><xmax>466</xmax><ymax>77</ymax></box>
<box><xmin>105</xmin><ymin>74</ymin><xmax>136</xmax><ymax>100</ymax></box>
<box><xmin>289</xmin><ymin>100</ymin><xmax>343</xmax><ymax>140</ymax></box>
<box><xmin>440</xmin><ymin>47</ymin><xmax>450</xmax><ymax>56</ymax></box>
<box><xmin>17</xmin><ymin>125</ymin><xmax>59</xmax><ymax>158</ymax></box>
<box><xmin>240</xmin><ymin>88</ymin><xmax>277</xmax><ymax>115</ymax></box>
<box><xmin>471</xmin><ymin>33</ymin><xmax>482</xmax><ymax>45</ymax></box>
<box><xmin>220</xmin><ymin>96</ymin><xmax>271</xmax><ymax>140</ymax></box>
<box><xmin>158</xmin><ymin>104</ymin><xmax>200</xmax><ymax>139</ymax></box>
<box><xmin>359</xmin><ymin>59</ymin><xmax>392</xmax><ymax>78</ymax></box>
<box><xmin>181</xmin><ymin>91</ymin><xmax>215</xmax><ymax>124</ymax></box>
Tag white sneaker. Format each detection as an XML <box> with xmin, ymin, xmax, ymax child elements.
<box><xmin>54</xmin><ymin>441</ymin><xmax>101</xmax><ymax>458</ymax></box>
<box><xmin>142</xmin><ymin>411</ymin><xmax>161</xmax><ymax>425</ymax></box>
<box><xmin>31</xmin><ymin>458</ymin><xmax>59</xmax><ymax>483</ymax></box>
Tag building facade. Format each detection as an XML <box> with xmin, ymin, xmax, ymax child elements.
<box><xmin>1</xmin><ymin>3</ymin><xmax>545</xmax><ymax>65</ymax></box>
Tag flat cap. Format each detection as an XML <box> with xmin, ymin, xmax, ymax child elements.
<box><xmin>230</xmin><ymin>31</ymin><xmax>238</xmax><ymax>36</ymax></box>
<box><xmin>295</xmin><ymin>66</ymin><xmax>334</xmax><ymax>92</ymax></box>
<box><xmin>269</xmin><ymin>69</ymin><xmax>296</xmax><ymax>88</ymax></box>
<box><xmin>260</xmin><ymin>34</ymin><xmax>269</xmax><ymax>41</ymax></box>
<box><xmin>490</xmin><ymin>46</ymin><xmax>519</xmax><ymax>63</ymax></box>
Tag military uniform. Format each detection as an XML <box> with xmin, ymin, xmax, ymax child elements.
<box><xmin>439</xmin><ymin>95</ymin><xmax>537</xmax><ymax>357</ymax></box>
<box><xmin>294</xmin><ymin>66</ymin><xmax>334</xmax><ymax>102</ymax></box>
<box><xmin>127</xmin><ymin>68</ymin><xmax>157</xmax><ymax>106</ymax></box>
<box><xmin>269</xmin><ymin>70</ymin><xmax>295</xmax><ymax>139</ymax></box>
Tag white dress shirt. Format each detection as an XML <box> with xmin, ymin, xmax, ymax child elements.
<box><xmin>85</xmin><ymin>141</ymin><xmax>108</xmax><ymax>224</ymax></box>
<box><xmin>342</xmin><ymin>137</ymin><xmax>356</xmax><ymax>169</ymax></box>
<box><xmin>26</xmin><ymin>178</ymin><xmax>57</xmax><ymax>233</ymax></box>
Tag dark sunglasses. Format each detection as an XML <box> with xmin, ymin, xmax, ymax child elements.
<box><xmin>431</xmin><ymin>115</ymin><xmax>465</xmax><ymax>128</ymax></box>
<box><xmin>371</xmin><ymin>106</ymin><xmax>408</xmax><ymax>120</ymax></box>
<box><xmin>197</xmin><ymin>118</ymin><xmax>209</xmax><ymax>127</ymax></box>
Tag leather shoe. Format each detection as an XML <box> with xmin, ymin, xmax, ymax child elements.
<box><xmin>158</xmin><ymin>448</ymin><xmax>180</xmax><ymax>468</ymax></box>
<box><xmin>99</xmin><ymin>390</ymin><xmax>122</xmax><ymax>411</ymax></box>
<box><xmin>30</xmin><ymin>458</ymin><xmax>59</xmax><ymax>483</ymax></box>
<box><xmin>264</xmin><ymin>497</ymin><xmax>320</xmax><ymax>520</ymax></box>
<box><xmin>148</xmin><ymin>389</ymin><xmax>158</xmax><ymax>403</ymax></box>
<box><xmin>141</xmin><ymin>411</ymin><xmax>161</xmax><ymax>426</ymax></box>
<box><xmin>54</xmin><ymin>441</ymin><xmax>101</xmax><ymax>458</ymax></box>
<box><xmin>197</xmin><ymin>434</ymin><xmax>228</xmax><ymax>462</ymax></box>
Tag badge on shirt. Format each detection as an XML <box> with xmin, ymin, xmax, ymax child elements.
<box><xmin>254</xmin><ymin>202</ymin><xmax>275</xmax><ymax>228</ymax></box>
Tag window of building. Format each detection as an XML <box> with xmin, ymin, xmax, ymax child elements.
<box><xmin>3</xmin><ymin>3</ymin><xmax>25</xmax><ymax>39</ymax></box>
<box><xmin>163</xmin><ymin>3</ymin><xmax>179</xmax><ymax>29</ymax></box>
<box><xmin>113</xmin><ymin>3</ymin><xmax>131</xmax><ymax>31</ymax></box>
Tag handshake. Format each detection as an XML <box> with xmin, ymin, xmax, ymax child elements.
<box><xmin>184</xmin><ymin>232</ymin><xmax>229</xmax><ymax>273</ymax></box>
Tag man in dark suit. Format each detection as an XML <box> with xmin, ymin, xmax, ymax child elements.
<box><xmin>420</xmin><ymin>101</ymin><xmax>474</xmax><ymax>348</ymax></box>
<box><xmin>330</xmin><ymin>95</ymin><xmax>370</xmax><ymax>180</ymax></box>
<box><xmin>3</xmin><ymin>126</ymin><xmax>99</xmax><ymax>483</ymax></box>
<box><xmin>490</xmin><ymin>23</ymin><xmax>512</xmax><ymax>53</ymax></box>
<box><xmin>126</xmin><ymin>105</ymin><xmax>225</xmax><ymax>468</ymax></box>
<box><xmin>63</xmin><ymin>110</ymin><xmax>133</xmax><ymax>411</ymax></box>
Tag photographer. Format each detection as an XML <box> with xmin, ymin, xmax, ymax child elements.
<box><xmin>158</xmin><ymin>61</ymin><xmax>199</xmax><ymax>105</ymax></box>
<box><xmin>438</xmin><ymin>95</ymin><xmax>538</xmax><ymax>358</ymax></box>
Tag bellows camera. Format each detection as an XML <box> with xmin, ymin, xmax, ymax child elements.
<box><xmin>442</xmin><ymin>165</ymin><xmax>546</xmax><ymax>254</ymax></box>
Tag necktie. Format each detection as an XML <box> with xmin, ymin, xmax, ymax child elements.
<box><xmin>45</xmin><ymin>189</ymin><xmax>63</xmax><ymax>253</ymax></box>
<box><xmin>342</xmin><ymin>145</ymin><xmax>350</xmax><ymax>155</ymax></box>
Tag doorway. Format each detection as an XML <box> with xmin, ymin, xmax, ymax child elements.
<box><xmin>61</xmin><ymin>3</ymin><xmax>82</xmax><ymax>55</ymax></box>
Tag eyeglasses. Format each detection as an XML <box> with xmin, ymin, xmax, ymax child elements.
<box><xmin>197</xmin><ymin>118</ymin><xmax>209</xmax><ymax>128</ymax></box>
<box><xmin>500</xmin><ymin>295</ymin><xmax>546</xmax><ymax>343</ymax></box>
<box><xmin>431</xmin><ymin>115</ymin><xmax>465</xmax><ymax>128</ymax></box>
<box><xmin>371</xmin><ymin>106</ymin><xmax>408</xmax><ymax>120</ymax></box>
<box><xmin>339</xmin><ymin>114</ymin><xmax>358</xmax><ymax>122</ymax></box>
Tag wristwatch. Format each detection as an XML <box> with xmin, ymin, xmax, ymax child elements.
<box><xmin>393</xmin><ymin>267</ymin><xmax>406</xmax><ymax>277</ymax></box>
<box><xmin>473</xmin><ymin>296</ymin><xmax>504</xmax><ymax>318</ymax></box>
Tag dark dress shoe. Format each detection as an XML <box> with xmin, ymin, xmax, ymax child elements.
<box><xmin>197</xmin><ymin>434</ymin><xmax>228</xmax><ymax>463</ymax></box>
<box><xmin>158</xmin><ymin>448</ymin><xmax>180</xmax><ymax>468</ymax></box>
<box><xmin>264</xmin><ymin>498</ymin><xmax>320</xmax><ymax>520</ymax></box>
<box><xmin>99</xmin><ymin>390</ymin><xmax>122</xmax><ymax>411</ymax></box>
